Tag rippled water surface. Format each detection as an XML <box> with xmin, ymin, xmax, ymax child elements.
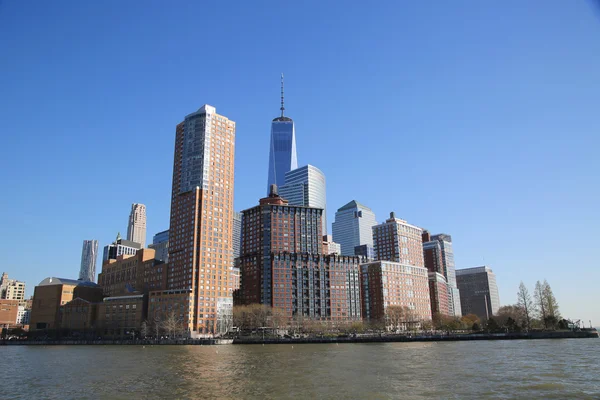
<box><xmin>1</xmin><ymin>339</ymin><xmax>599</xmax><ymax>399</ymax></box>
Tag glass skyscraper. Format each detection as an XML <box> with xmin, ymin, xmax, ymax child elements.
<box><xmin>279</xmin><ymin>164</ymin><xmax>327</xmax><ymax>233</ymax></box>
<box><xmin>267</xmin><ymin>74</ymin><xmax>298</xmax><ymax>193</ymax></box>
<box><xmin>332</xmin><ymin>200</ymin><xmax>378</xmax><ymax>256</ymax></box>
<box><xmin>431</xmin><ymin>233</ymin><xmax>462</xmax><ymax>317</ymax></box>
<box><xmin>79</xmin><ymin>239</ymin><xmax>99</xmax><ymax>282</ymax></box>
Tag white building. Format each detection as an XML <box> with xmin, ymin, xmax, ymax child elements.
<box><xmin>279</xmin><ymin>164</ymin><xmax>327</xmax><ymax>234</ymax></box>
<box><xmin>0</xmin><ymin>272</ymin><xmax>25</xmax><ymax>301</ymax></box>
<box><xmin>332</xmin><ymin>200</ymin><xmax>377</xmax><ymax>256</ymax></box>
<box><xmin>127</xmin><ymin>203</ymin><xmax>147</xmax><ymax>248</ymax></box>
<box><xmin>17</xmin><ymin>305</ymin><xmax>30</xmax><ymax>325</ymax></box>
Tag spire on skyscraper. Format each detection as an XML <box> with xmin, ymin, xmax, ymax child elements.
<box><xmin>280</xmin><ymin>73</ymin><xmax>285</xmax><ymax>117</ymax></box>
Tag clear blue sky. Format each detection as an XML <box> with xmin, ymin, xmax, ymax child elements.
<box><xmin>1</xmin><ymin>1</ymin><xmax>599</xmax><ymax>323</ymax></box>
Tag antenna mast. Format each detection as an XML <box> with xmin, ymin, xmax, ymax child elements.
<box><xmin>280</xmin><ymin>73</ymin><xmax>285</xmax><ymax>117</ymax></box>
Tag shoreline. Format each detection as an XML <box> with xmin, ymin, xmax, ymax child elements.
<box><xmin>2</xmin><ymin>330</ymin><xmax>597</xmax><ymax>346</ymax></box>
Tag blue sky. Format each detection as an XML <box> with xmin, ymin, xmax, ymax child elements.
<box><xmin>1</xmin><ymin>1</ymin><xmax>598</xmax><ymax>323</ymax></box>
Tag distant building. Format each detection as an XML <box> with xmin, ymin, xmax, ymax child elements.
<box><xmin>0</xmin><ymin>299</ymin><xmax>19</xmax><ymax>329</ymax></box>
<box><xmin>456</xmin><ymin>266</ymin><xmax>500</xmax><ymax>319</ymax></box>
<box><xmin>102</xmin><ymin>233</ymin><xmax>141</xmax><ymax>262</ymax></box>
<box><xmin>0</xmin><ymin>272</ymin><xmax>26</xmax><ymax>301</ymax></box>
<box><xmin>230</xmin><ymin>266</ymin><xmax>240</xmax><ymax>291</ymax></box>
<box><xmin>127</xmin><ymin>203</ymin><xmax>147</xmax><ymax>248</ymax></box>
<box><xmin>79</xmin><ymin>239</ymin><xmax>99</xmax><ymax>282</ymax></box>
<box><xmin>232</xmin><ymin>212</ymin><xmax>242</xmax><ymax>259</ymax></box>
<box><xmin>149</xmin><ymin>230</ymin><xmax>169</xmax><ymax>263</ymax></box>
<box><xmin>354</xmin><ymin>245</ymin><xmax>375</xmax><ymax>261</ymax></box>
<box><xmin>360</xmin><ymin>261</ymin><xmax>432</xmax><ymax>324</ymax></box>
<box><xmin>332</xmin><ymin>200</ymin><xmax>377</xmax><ymax>256</ymax></box>
<box><xmin>373</xmin><ymin>212</ymin><xmax>424</xmax><ymax>268</ymax></box>
<box><xmin>30</xmin><ymin>278</ymin><xmax>103</xmax><ymax>331</ymax></box>
<box><xmin>16</xmin><ymin>304</ymin><xmax>31</xmax><ymax>326</ymax></box>
<box><xmin>428</xmin><ymin>272</ymin><xmax>450</xmax><ymax>317</ymax></box>
<box><xmin>323</xmin><ymin>235</ymin><xmax>341</xmax><ymax>255</ymax></box>
<box><xmin>279</xmin><ymin>165</ymin><xmax>327</xmax><ymax>233</ymax></box>
<box><xmin>97</xmin><ymin>248</ymin><xmax>157</xmax><ymax>297</ymax></box>
<box><xmin>266</xmin><ymin>74</ymin><xmax>298</xmax><ymax>193</ymax></box>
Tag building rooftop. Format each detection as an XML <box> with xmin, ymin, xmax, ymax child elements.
<box><xmin>456</xmin><ymin>266</ymin><xmax>493</xmax><ymax>276</ymax></box>
<box><xmin>337</xmin><ymin>200</ymin><xmax>372</xmax><ymax>212</ymax></box>
<box><xmin>37</xmin><ymin>277</ymin><xmax>100</xmax><ymax>287</ymax></box>
<box><xmin>272</xmin><ymin>116</ymin><xmax>293</xmax><ymax>122</ymax></box>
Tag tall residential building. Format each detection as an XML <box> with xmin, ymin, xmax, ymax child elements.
<box><xmin>102</xmin><ymin>233</ymin><xmax>141</xmax><ymax>262</ymax></box>
<box><xmin>279</xmin><ymin>164</ymin><xmax>327</xmax><ymax>233</ymax></box>
<box><xmin>149</xmin><ymin>230</ymin><xmax>169</xmax><ymax>263</ymax></box>
<box><xmin>0</xmin><ymin>272</ymin><xmax>26</xmax><ymax>301</ymax></box>
<box><xmin>238</xmin><ymin>186</ymin><xmax>361</xmax><ymax>321</ymax></box>
<box><xmin>360</xmin><ymin>261</ymin><xmax>432</xmax><ymax>324</ymax></box>
<box><xmin>127</xmin><ymin>203</ymin><xmax>147</xmax><ymax>247</ymax></box>
<box><xmin>456</xmin><ymin>266</ymin><xmax>500</xmax><ymax>320</ymax></box>
<box><xmin>148</xmin><ymin>104</ymin><xmax>236</xmax><ymax>338</ymax></box>
<box><xmin>372</xmin><ymin>212</ymin><xmax>425</xmax><ymax>268</ymax></box>
<box><xmin>78</xmin><ymin>240</ymin><xmax>99</xmax><ymax>282</ymax></box>
<box><xmin>266</xmin><ymin>74</ymin><xmax>298</xmax><ymax>193</ymax></box>
<box><xmin>428</xmin><ymin>272</ymin><xmax>450</xmax><ymax>317</ymax></box>
<box><xmin>232</xmin><ymin>212</ymin><xmax>242</xmax><ymax>259</ymax></box>
<box><xmin>332</xmin><ymin>200</ymin><xmax>377</xmax><ymax>256</ymax></box>
<box><xmin>422</xmin><ymin>232</ymin><xmax>461</xmax><ymax>317</ymax></box>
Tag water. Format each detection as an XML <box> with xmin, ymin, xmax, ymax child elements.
<box><xmin>1</xmin><ymin>339</ymin><xmax>599</xmax><ymax>399</ymax></box>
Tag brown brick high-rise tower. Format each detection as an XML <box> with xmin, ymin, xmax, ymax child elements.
<box><xmin>149</xmin><ymin>105</ymin><xmax>236</xmax><ymax>337</ymax></box>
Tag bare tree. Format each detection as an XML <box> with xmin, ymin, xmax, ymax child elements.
<box><xmin>161</xmin><ymin>310</ymin><xmax>182</xmax><ymax>339</ymax></box>
<box><xmin>534</xmin><ymin>281</ymin><xmax>547</xmax><ymax>328</ymax></box>
<box><xmin>385</xmin><ymin>306</ymin><xmax>406</xmax><ymax>332</ymax></box>
<box><xmin>516</xmin><ymin>282</ymin><xmax>534</xmax><ymax>330</ymax></box>
<box><xmin>542</xmin><ymin>280</ymin><xmax>560</xmax><ymax>320</ymax></box>
<box><xmin>153</xmin><ymin>315</ymin><xmax>162</xmax><ymax>339</ymax></box>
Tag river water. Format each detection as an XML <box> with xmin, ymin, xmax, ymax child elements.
<box><xmin>1</xmin><ymin>339</ymin><xmax>599</xmax><ymax>399</ymax></box>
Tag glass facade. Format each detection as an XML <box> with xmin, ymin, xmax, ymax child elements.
<box><xmin>267</xmin><ymin>117</ymin><xmax>298</xmax><ymax>193</ymax></box>
<box><xmin>332</xmin><ymin>200</ymin><xmax>377</xmax><ymax>256</ymax></box>
<box><xmin>279</xmin><ymin>165</ymin><xmax>327</xmax><ymax>233</ymax></box>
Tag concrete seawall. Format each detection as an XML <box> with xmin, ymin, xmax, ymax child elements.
<box><xmin>1</xmin><ymin>330</ymin><xmax>597</xmax><ymax>346</ymax></box>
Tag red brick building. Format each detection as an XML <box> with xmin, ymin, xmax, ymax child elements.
<box><xmin>428</xmin><ymin>272</ymin><xmax>450</xmax><ymax>317</ymax></box>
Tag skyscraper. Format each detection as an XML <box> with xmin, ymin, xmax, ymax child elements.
<box><xmin>456</xmin><ymin>266</ymin><xmax>500</xmax><ymax>319</ymax></box>
<box><xmin>332</xmin><ymin>200</ymin><xmax>377</xmax><ymax>256</ymax></box>
<box><xmin>279</xmin><ymin>164</ymin><xmax>327</xmax><ymax>233</ymax></box>
<box><xmin>78</xmin><ymin>239</ymin><xmax>99</xmax><ymax>282</ymax></box>
<box><xmin>102</xmin><ymin>233</ymin><xmax>141</xmax><ymax>262</ymax></box>
<box><xmin>425</xmin><ymin>233</ymin><xmax>461</xmax><ymax>317</ymax></box>
<box><xmin>266</xmin><ymin>74</ymin><xmax>298</xmax><ymax>193</ymax></box>
<box><xmin>149</xmin><ymin>104</ymin><xmax>236</xmax><ymax>337</ymax></box>
<box><xmin>127</xmin><ymin>203</ymin><xmax>147</xmax><ymax>247</ymax></box>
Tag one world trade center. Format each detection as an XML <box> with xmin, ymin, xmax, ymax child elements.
<box><xmin>267</xmin><ymin>74</ymin><xmax>298</xmax><ymax>193</ymax></box>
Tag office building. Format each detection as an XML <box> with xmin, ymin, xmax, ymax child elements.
<box><xmin>0</xmin><ymin>272</ymin><xmax>26</xmax><ymax>301</ymax></box>
<box><xmin>456</xmin><ymin>266</ymin><xmax>500</xmax><ymax>319</ymax></box>
<box><xmin>360</xmin><ymin>261</ymin><xmax>432</xmax><ymax>324</ymax></box>
<box><xmin>102</xmin><ymin>233</ymin><xmax>141</xmax><ymax>262</ymax></box>
<box><xmin>266</xmin><ymin>74</ymin><xmax>298</xmax><ymax>192</ymax></box>
<box><xmin>78</xmin><ymin>239</ymin><xmax>99</xmax><ymax>282</ymax></box>
<box><xmin>322</xmin><ymin>235</ymin><xmax>341</xmax><ymax>255</ymax></box>
<box><xmin>149</xmin><ymin>104</ymin><xmax>236</xmax><ymax>337</ymax></box>
<box><xmin>422</xmin><ymin>231</ymin><xmax>461</xmax><ymax>317</ymax></box>
<box><xmin>30</xmin><ymin>278</ymin><xmax>103</xmax><ymax>331</ymax></box>
<box><xmin>428</xmin><ymin>272</ymin><xmax>450</xmax><ymax>317</ymax></box>
<box><xmin>97</xmin><ymin>294</ymin><xmax>147</xmax><ymax>338</ymax></box>
<box><xmin>127</xmin><ymin>203</ymin><xmax>147</xmax><ymax>247</ymax></box>
<box><xmin>97</xmin><ymin>248</ymin><xmax>157</xmax><ymax>297</ymax></box>
<box><xmin>332</xmin><ymin>200</ymin><xmax>377</xmax><ymax>256</ymax></box>
<box><xmin>232</xmin><ymin>212</ymin><xmax>242</xmax><ymax>259</ymax></box>
<box><xmin>149</xmin><ymin>230</ymin><xmax>169</xmax><ymax>263</ymax></box>
<box><xmin>279</xmin><ymin>165</ymin><xmax>327</xmax><ymax>233</ymax></box>
<box><xmin>238</xmin><ymin>186</ymin><xmax>361</xmax><ymax>321</ymax></box>
<box><xmin>354</xmin><ymin>244</ymin><xmax>375</xmax><ymax>261</ymax></box>
<box><xmin>373</xmin><ymin>212</ymin><xmax>425</xmax><ymax>268</ymax></box>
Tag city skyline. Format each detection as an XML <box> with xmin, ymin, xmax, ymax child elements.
<box><xmin>1</xmin><ymin>1</ymin><xmax>599</xmax><ymax>324</ymax></box>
